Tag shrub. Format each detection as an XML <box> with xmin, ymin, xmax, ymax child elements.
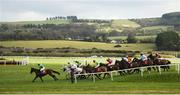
<box><xmin>127</xmin><ymin>34</ymin><xmax>137</xmax><ymax>43</ymax></box>
<box><xmin>155</xmin><ymin>31</ymin><xmax>179</xmax><ymax>50</ymax></box>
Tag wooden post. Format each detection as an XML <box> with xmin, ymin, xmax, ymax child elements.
<box><xmin>93</xmin><ymin>74</ymin><xmax>95</xmax><ymax>83</ymax></box>
<box><xmin>74</xmin><ymin>74</ymin><xmax>77</xmax><ymax>84</ymax></box>
<box><xmin>158</xmin><ymin>66</ymin><xmax>161</xmax><ymax>75</ymax></box>
<box><xmin>110</xmin><ymin>72</ymin><xmax>113</xmax><ymax>81</ymax></box>
<box><xmin>141</xmin><ymin>68</ymin><xmax>144</xmax><ymax>77</ymax></box>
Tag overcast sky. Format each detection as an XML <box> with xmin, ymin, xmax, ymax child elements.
<box><xmin>0</xmin><ymin>0</ymin><xmax>180</xmax><ymax>21</ymax></box>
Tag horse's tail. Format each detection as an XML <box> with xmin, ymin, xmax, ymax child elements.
<box><xmin>52</xmin><ymin>70</ymin><xmax>60</xmax><ymax>75</ymax></box>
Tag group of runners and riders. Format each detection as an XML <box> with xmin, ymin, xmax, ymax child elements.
<box><xmin>33</xmin><ymin>52</ymin><xmax>168</xmax><ymax>83</ymax></box>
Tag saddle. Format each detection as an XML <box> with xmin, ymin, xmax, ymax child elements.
<box><xmin>39</xmin><ymin>70</ymin><xmax>46</xmax><ymax>75</ymax></box>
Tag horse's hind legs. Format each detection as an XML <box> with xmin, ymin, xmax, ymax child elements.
<box><xmin>49</xmin><ymin>74</ymin><xmax>58</xmax><ymax>81</ymax></box>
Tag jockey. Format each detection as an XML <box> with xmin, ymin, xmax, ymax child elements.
<box><xmin>155</xmin><ymin>53</ymin><xmax>161</xmax><ymax>58</ymax></box>
<box><xmin>38</xmin><ymin>64</ymin><xmax>45</xmax><ymax>74</ymax></box>
<box><xmin>140</xmin><ymin>53</ymin><xmax>148</xmax><ymax>64</ymax></box>
<box><xmin>147</xmin><ymin>52</ymin><xmax>154</xmax><ymax>60</ymax></box>
<box><xmin>127</xmin><ymin>55</ymin><xmax>133</xmax><ymax>63</ymax></box>
<box><xmin>94</xmin><ymin>60</ymin><xmax>100</xmax><ymax>68</ymax></box>
<box><xmin>122</xmin><ymin>57</ymin><xmax>128</xmax><ymax>62</ymax></box>
<box><xmin>106</xmin><ymin>58</ymin><xmax>113</xmax><ymax>66</ymax></box>
<box><xmin>71</xmin><ymin>63</ymin><xmax>77</xmax><ymax>69</ymax></box>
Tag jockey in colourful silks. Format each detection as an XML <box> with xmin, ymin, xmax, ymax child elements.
<box><xmin>140</xmin><ymin>53</ymin><xmax>148</xmax><ymax>64</ymax></box>
<box><xmin>38</xmin><ymin>64</ymin><xmax>45</xmax><ymax>74</ymax></box>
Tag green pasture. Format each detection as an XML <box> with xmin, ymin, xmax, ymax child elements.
<box><xmin>0</xmin><ymin>40</ymin><xmax>156</xmax><ymax>51</ymax></box>
<box><xmin>0</xmin><ymin>61</ymin><xmax>180</xmax><ymax>94</ymax></box>
<box><xmin>141</xmin><ymin>25</ymin><xmax>173</xmax><ymax>31</ymax></box>
<box><xmin>111</xmin><ymin>19</ymin><xmax>140</xmax><ymax>28</ymax></box>
<box><xmin>108</xmin><ymin>36</ymin><xmax>156</xmax><ymax>40</ymax></box>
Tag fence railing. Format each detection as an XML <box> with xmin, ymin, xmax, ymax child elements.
<box><xmin>74</xmin><ymin>63</ymin><xmax>180</xmax><ymax>83</ymax></box>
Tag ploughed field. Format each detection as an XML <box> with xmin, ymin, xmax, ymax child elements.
<box><xmin>0</xmin><ymin>56</ymin><xmax>180</xmax><ymax>94</ymax></box>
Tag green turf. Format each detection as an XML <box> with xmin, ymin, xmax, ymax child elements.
<box><xmin>0</xmin><ymin>63</ymin><xmax>180</xmax><ymax>94</ymax></box>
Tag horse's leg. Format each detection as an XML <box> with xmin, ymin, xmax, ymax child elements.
<box><xmin>95</xmin><ymin>74</ymin><xmax>101</xmax><ymax>80</ymax></box>
<box><xmin>39</xmin><ymin>76</ymin><xmax>43</xmax><ymax>82</ymax></box>
<box><xmin>103</xmin><ymin>73</ymin><xmax>106</xmax><ymax>79</ymax></box>
<box><xmin>152</xmin><ymin>67</ymin><xmax>156</xmax><ymax>71</ymax></box>
<box><xmin>156</xmin><ymin>66</ymin><xmax>159</xmax><ymax>72</ymax></box>
<box><xmin>49</xmin><ymin>73</ymin><xmax>58</xmax><ymax>81</ymax></box>
<box><xmin>32</xmin><ymin>75</ymin><xmax>38</xmax><ymax>82</ymax></box>
<box><xmin>147</xmin><ymin>67</ymin><xmax>151</xmax><ymax>73</ymax></box>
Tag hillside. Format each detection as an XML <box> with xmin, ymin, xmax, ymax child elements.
<box><xmin>111</xmin><ymin>19</ymin><xmax>140</xmax><ymax>29</ymax></box>
<box><xmin>0</xmin><ymin>19</ymin><xmax>71</xmax><ymax>25</ymax></box>
<box><xmin>0</xmin><ymin>12</ymin><xmax>180</xmax><ymax>41</ymax></box>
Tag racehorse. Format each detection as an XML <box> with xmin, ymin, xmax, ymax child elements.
<box><xmin>63</xmin><ymin>65</ymin><xmax>86</xmax><ymax>80</ymax></box>
<box><xmin>131</xmin><ymin>57</ymin><xmax>156</xmax><ymax>73</ymax></box>
<box><xmin>82</xmin><ymin>64</ymin><xmax>108</xmax><ymax>79</ymax></box>
<box><xmin>30</xmin><ymin>67</ymin><xmax>60</xmax><ymax>82</ymax></box>
<box><xmin>147</xmin><ymin>54</ymin><xmax>171</xmax><ymax>71</ymax></box>
<box><xmin>153</xmin><ymin>58</ymin><xmax>171</xmax><ymax>71</ymax></box>
<box><xmin>114</xmin><ymin>59</ymin><xmax>130</xmax><ymax>75</ymax></box>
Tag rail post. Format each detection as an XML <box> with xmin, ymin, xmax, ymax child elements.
<box><xmin>4</xmin><ymin>61</ymin><xmax>6</xmax><ymax>66</ymax></box>
<box><xmin>175</xmin><ymin>64</ymin><xmax>177</xmax><ymax>71</ymax></box>
<box><xmin>93</xmin><ymin>74</ymin><xmax>95</xmax><ymax>83</ymax></box>
<box><xmin>110</xmin><ymin>72</ymin><xmax>113</xmax><ymax>81</ymax></box>
<box><xmin>140</xmin><ymin>67</ymin><xmax>144</xmax><ymax>77</ymax></box>
<box><xmin>74</xmin><ymin>74</ymin><xmax>77</xmax><ymax>84</ymax></box>
<box><xmin>158</xmin><ymin>66</ymin><xmax>161</xmax><ymax>75</ymax></box>
<box><xmin>115</xmin><ymin>71</ymin><xmax>118</xmax><ymax>76</ymax></box>
<box><xmin>177</xmin><ymin>64</ymin><xmax>180</xmax><ymax>74</ymax></box>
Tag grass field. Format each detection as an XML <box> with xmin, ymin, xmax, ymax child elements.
<box><xmin>0</xmin><ymin>58</ymin><xmax>180</xmax><ymax>94</ymax></box>
<box><xmin>0</xmin><ymin>40</ymin><xmax>156</xmax><ymax>51</ymax></box>
<box><xmin>141</xmin><ymin>25</ymin><xmax>173</xmax><ymax>31</ymax></box>
<box><xmin>111</xmin><ymin>19</ymin><xmax>140</xmax><ymax>28</ymax></box>
<box><xmin>108</xmin><ymin>36</ymin><xmax>156</xmax><ymax>40</ymax></box>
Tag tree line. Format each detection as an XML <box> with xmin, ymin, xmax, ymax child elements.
<box><xmin>46</xmin><ymin>16</ymin><xmax>111</xmax><ymax>23</ymax></box>
<box><xmin>46</xmin><ymin>16</ymin><xmax>77</xmax><ymax>21</ymax></box>
<box><xmin>0</xmin><ymin>24</ymin><xmax>108</xmax><ymax>42</ymax></box>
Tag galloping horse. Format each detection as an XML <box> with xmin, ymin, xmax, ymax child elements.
<box><xmin>115</xmin><ymin>59</ymin><xmax>130</xmax><ymax>75</ymax></box>
<box><xmin>82</xmin><ymin>64</ymin><xmax>108</xmax><ymax>79</ymax></box>
<box><xmin>131</xmin><ymin>57</ymin><xmax>155</xmax><ymax>72</ymax></box>
<box><xmin>153</xmin><ymin>58</ymin><xmax>171</xmax><ymax>71</ymax></box>
<box><xmin>63</xmin><ymin>65</ymin><xmax>86</xmax><ymax>80</ymax></box>
<box><xmin>30</xmin><ymin>67</ymin><xmax>60</xmax><ymax>82</ymax></box>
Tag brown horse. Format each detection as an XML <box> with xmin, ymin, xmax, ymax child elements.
<box><xmin>153</xmin><ymin>58</ymin><xmax>171</xmax><ymax>71</ymax></box>
<box><xmin>30</xmin><ymin>67</ymin><xmax>60</xmax><ymax>82</ymax></box>
<box><xmin>82</xmin><ymin>64</ymin><xmax>108</xmax><ymax>79</ymax></box>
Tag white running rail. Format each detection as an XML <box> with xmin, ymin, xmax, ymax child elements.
<box><xmin>74</xmin><ymin>63</ymin><xmax>180</xmax><ymax>83</ymax></box>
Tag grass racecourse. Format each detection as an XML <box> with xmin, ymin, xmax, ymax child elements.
<box><xmin>0</xmin><ymin>40</ymin><xmax>180</xmax><ymax>94</ymax></box>
<box><xmin>0</xmin><ymin>56</ymin><xmax>180</xmax><ymax>94</ymax></box>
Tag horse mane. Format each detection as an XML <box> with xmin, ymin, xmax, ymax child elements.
<box><xmin>31</xmin><ymin>67</ymin><xmax>40</xmax><ymax>71</ymax></box>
